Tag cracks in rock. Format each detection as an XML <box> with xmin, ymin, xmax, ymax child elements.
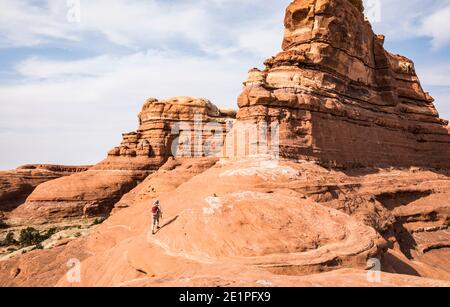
<box><xmin>375</xmin><ymin>190</ymin><xmax>433</xmax><ymax>211</ymax></box>
<box><xmin>284</xmin><ymin>38</ymin><xmax>378</xmax><ymax>71</ymax></box>
<box><xmin>421</xmin><ymin>243</ymin><xmax>450</xmax><ymax>254</ymax></box>
<box><xmin>136</xmin><ymin>268</ymin><xmax>148</xmax><ymax>275</ymax></box>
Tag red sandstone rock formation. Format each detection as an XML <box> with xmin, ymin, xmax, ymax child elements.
<box><xmin>1</xmin><ymin>159</ymin><xmax>449</xmax><ymax>286</ymax></box>
<box><xmin>0</xmin><ymin>0</ymin><xmax>449</xmax><ymax>287</ymax></box>
<box><xmin>8</xmin><ymin>97</ymin><xmax>235</xmax><ymax>227</ymax></box>
<box><xmin>103</xmin><ymin>96</ymin><xmax>234</xmax><ymax>169</ymax></box>
<box><xmin>0</xmin><ymin>165</ymin><xmax>90</xmax><ymax>226</ymax></box>
<box><xmin>238</xmin><ymin>0</ymin><xmax>450</xmax><ymax>168</ymax></box>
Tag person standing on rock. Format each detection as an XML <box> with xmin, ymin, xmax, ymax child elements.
<box><xmin>151</xmin><ymin>200</ymin><xmax>163</xmax><ymax>235</ymax></box>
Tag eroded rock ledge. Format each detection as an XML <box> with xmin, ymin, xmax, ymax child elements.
<box><xmin>6</xmin><ymin>97</ymin><xmax>235</xmax><ymax>228</ymax></box>
<box><xmin>237</xmin><ymin>0</ymin><xmax>450</xmax><ymax>168</ymax></box>
<box><xmin>0</xmin><ymin>0</ymin><xmax>449</xmax><ymax>287</ymax></box>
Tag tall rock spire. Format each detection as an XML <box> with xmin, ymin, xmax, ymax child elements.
<box><xmin>237</xmin><ymin>0</ymin><xmax>450</xmax><ymax>168</ymax></box>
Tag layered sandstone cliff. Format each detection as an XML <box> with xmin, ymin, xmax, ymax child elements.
<box><xmin>102</xmin><ymin>96</ymin><xmax>234</xmax><ymax>169</ymax></box>
<box><xmin>238</xmin><ymin>0</ymin><xmax>450</xmax><ymax>168</ymax></box>
<box><xmin>0</xmin><ymin>0</ymin><xmax>449</xmax><ymax>287</ymax></box>
<box><xmin>8</xmin><ymin>97</ymin><xmax>235</xmax><ymax>227</ymax></box>
<box><xmin>0</xmin><ymin>165</ymin><xmax>90</xmax><ymax>226</ymax></box>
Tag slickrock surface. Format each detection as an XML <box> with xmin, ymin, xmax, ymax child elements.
<box><xmin>1</xmin><ymin>158</ymin><xmax>449</xmax><ymax>287</ymax></box>
<box><xmin>0</xmin><ymin>0</ymin><xmax>449</xmax><ymax>287</ymax></box>
<box><xmin>8</xmin><ymin>170</ymin><xmax>144</xmax><ymax>226</ymax></box>
<box><xmin>238</xmin><ymin>0</ymin><xmax>450</xmax><ymax>168</ymax></box>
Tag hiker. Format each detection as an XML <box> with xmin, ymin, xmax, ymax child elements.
<box><xmin>151</xmin><ymin>200</ymin><xmax>163</xmax><ymax>234</ymax></box>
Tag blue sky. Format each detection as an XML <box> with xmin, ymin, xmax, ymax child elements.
<box><xmin>0</xmin><ymin>0</ymin><xmax>449</xmax><ymax>170</ymax></box>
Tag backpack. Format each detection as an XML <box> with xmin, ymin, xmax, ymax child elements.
<box><xmin>152</xmin><ymin>205</ymin><xmax>160</xmax><ymax>215</ymax></box>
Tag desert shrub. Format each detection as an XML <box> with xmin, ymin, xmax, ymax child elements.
<box><xmin>46</xmin><ymin>228</ymin><xmax>58</xmax><ymax>237</ymax></box>
<box><xmin>18</xmin><ymin>227</ymin><xmax>58</xmax><ymax>247</ymax></box>
<box><xmin>5</xmin><ymin>232</ymin><xmax>16</xmax><ymax>245</ymax></box>
<box><xmin>92</xmin><ymin>217</ymin><xmax>107</xmax><ymax>225</ymax></box>
<box><xmin>33</xmin><ymin>243</ymin><xmax>44</xmax><ymax>250</ymax></box>
<box><xmin>0</xmin><ymin>218</ymin><xmax>7</xmax><ymax>229</ymax></box>
<box><xmin>0</xmin><ymin>232</ymin><xmax>17</xmax><ymax>247</ymax></box>
<box><xmin>19</xmin><ymin>228</ymin><xmax>42</xmax><ymax>246</ymax></box>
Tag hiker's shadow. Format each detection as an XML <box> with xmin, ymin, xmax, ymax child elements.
<box><xmin>154</xmin><ymin>215</ymin><xmax>179</xmax><ymax>234</ymax></box>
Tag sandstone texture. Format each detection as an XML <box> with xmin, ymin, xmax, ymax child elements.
<box><xmin>238</xmin><ymin>0</ymin><xmax>450</xmax><ymax>168</ymax></box>
<box><xmin>0</xmin><ymin>0</ymin><xmax>449</xmax><ymax>287</ymax></box>
<box><xmin>102</xmin><ymin>96</ymin><xmax>234</xmax><ymax>169</ymax></box>
<box><xmin>1</xmin><ymin>158</ymin><xmax>449</xmax><ymax>287</ymax></box>
<box><xmin>6</xmin><ymin>97</ymin><xmax>235</xmax><ymax>227</ymax></box>
<box><xmin>0</xmin><ymin>165</ymin><xmax>90</xmax><ymax>225</ymax></box>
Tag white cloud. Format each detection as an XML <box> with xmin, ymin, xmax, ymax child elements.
<box><xmin>5</xmin><ymin>51</ymin><xmax>249</xmax><ymax>108</ymax></box>
<box><xmin>235</xmin><ymin>20</ymin><xmax>283</xmax><ymax>59</ymax></box>
<box><xmin>432</xmin><ymin>91</ymin><xmax>450</xmax><ymax>122</ymax></box>
<box><xmin>419</xmin><ymin>64</ymin><xmax>450</xmax><ymax>87</ymax></box>
<box><xmin>0</xmin><ymin>51</ymin><xmax>253</xmax><ymax>169</ymax></box>
<box><xmin>0</xmin><ymin>0</ymin><xmax>80</xmax><ymax>47</ymax></box>
<box><xmin>77</xmin><ymin>0</ymin><xmax>211</xmax><ymax>48</ymax></box>
<box><xmin>0</xmin><ymin>0</ymin><xmax>290</xmax><ymax>56</ymax></box>
<box><xmin>1</xmin><ymin>0</ymin><xmax>450</xmax><ymax>51</ymax></box>
<box><xmin>420</xmin><ymin>4</ymin><xmax>450</xmax><ymax>49</ymax></box>
<box><xmin>365</xmin><ymin>0</ymin><xmax>450</xmax><ymax>48</ymax></box>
